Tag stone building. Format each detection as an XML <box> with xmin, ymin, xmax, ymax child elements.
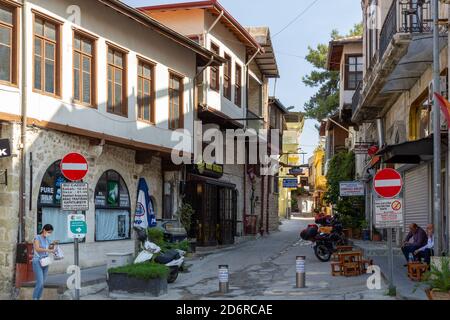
<box><xmin>0</xmin><ymin>0</ymin><xmax>224</xmax><ymax>298</ymax></box>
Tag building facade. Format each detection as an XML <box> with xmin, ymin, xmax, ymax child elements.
<box><xmin>352</xmin><ymin>0</ymin><xmax>450</xmax><ymax>250</ymax></box>
<box><xmin>0</xmin><ymin>0</ymin><xmax>225</xmax><ymax>297</ymax></box>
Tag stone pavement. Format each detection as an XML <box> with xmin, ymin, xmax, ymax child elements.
<box><xmin>83</xmin><ymin>218</ymin><xmax>396</xmax><ymax>300</ymax></box>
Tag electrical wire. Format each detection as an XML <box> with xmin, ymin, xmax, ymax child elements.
<box><xmin>272</xmin><ymin>0</ymin><xmax>322</xmax><ymax>38</ymax></box>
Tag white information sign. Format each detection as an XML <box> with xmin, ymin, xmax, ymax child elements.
<box><xmin>61</xmin><ymin>183</ymin><xmax>89</xmax><ymax>211</ymax></box>
<box><xmin>374</xmin><ymin>198</ymin><xmax>404</xmax><ymax>229</ymax></box>
<box><xmin>339</xmin><ymin>181</ymin><xmax>365</xmax><ymax>197</ymax></box>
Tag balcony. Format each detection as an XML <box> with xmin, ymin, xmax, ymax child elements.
<box><xmin>352</xmin><ymin>0</ymin><xmax>442</xmax><ymax>124</ymax></box>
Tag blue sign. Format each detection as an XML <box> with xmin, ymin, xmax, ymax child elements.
<box><xmin>283</xmin><ymin>178</ymin><xmax>298</xmax><ymax>188</ymax></box>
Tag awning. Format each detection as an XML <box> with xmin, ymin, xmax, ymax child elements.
<box><xmin>187</xmin><ymin>173</ymin><xmax>236</xmax><ymax>189</ymax></box>
<box><xmin>377</xmin><ymin>133</ymin><xmax>448</xmax><ymax>164</ymax></box>
<box><xmin>198</xmin><ymin>104</ymin><xmax>244</xmax><ymax>129</ymax></box>
<box><xmin>381</xmin><ymin>34</ymin><xmax>447</xmax><ymax>93</ymax></box>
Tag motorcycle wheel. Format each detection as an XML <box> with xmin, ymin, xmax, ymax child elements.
<box><xmin>167</xmin><ymin>267</ymin><xmax>179</xmax><ymax>283</ymax></box>
<box><xmin>314</xmin><ymin>245</ymin><xmax>332</xmax><ymax>262</ymax></box>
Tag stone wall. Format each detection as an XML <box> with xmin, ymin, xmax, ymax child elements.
<box><xmin>0</xmin><ymin>122</ymin><xmax>21</xmax><ymax>299</ymax></box>
<box><xmin>0</xmin><ymin>126</ymin><xmax>166</xmax><ymax>297</ymax></box>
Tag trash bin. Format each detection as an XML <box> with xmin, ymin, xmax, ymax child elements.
<box><xmin>15</xmin><ymin>243</ymin><xmax>34</xmax><ymax>288</ymax></box>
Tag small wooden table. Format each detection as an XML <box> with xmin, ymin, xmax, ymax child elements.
<box><xmin>331</xmin><ymin>251</ymin><xmax>363</xmax><ymax>276</ymax></box>
<box><xmin>407</xmin><ymin>262</ymin><xmax>429</xmax><ymax>281</ymax></box>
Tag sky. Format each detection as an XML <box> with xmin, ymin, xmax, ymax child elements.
<box><xmin>122</xmin><ymin>0</ymin><xmax>362</xmax><ymax>161</ymax></box>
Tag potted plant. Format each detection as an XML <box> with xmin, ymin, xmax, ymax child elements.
<box><xmin>177</xmin><ymin>203</ymin><xmax>196</xmax><ymax>253</ymax></box>
<box><xmin>372</xmin><ymin>228</ymin><xmax>382</xmax><ymax>241</ymax></box>
<box><xmin>108</xmin><ymin>262</ymin><xmax>169</xmax><ymax>297</ymax></box>
<box><xmin>422</xmin><ymin>257</ymin><xmax>450</xmax><ymax>300</ymax></box>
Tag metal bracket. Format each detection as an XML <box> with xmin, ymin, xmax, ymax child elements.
<box><xmin>0</xmin><ymin>169</ymin><xmax>7</xmax><ymax>186</ymax></box>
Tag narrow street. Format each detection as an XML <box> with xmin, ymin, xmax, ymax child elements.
<box><xmin>85</xmin><ymin>219</ymin><xmax>394</xmax><ymax>300</ymax></box>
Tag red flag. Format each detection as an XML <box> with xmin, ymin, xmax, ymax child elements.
<box><xmin>434</xmin><ymin>92</ymin><xmax>450</xmax><ymax>124</ymax></box>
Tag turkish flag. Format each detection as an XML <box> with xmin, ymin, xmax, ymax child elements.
<box><xmin>434</xmin><ymin>92</ymin><xmax>450</xmax><ymax>124</ymax></box>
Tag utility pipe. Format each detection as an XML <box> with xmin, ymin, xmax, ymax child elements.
<box><xmin>19</xmin><ymin>0</ymin><xmax>28</xmax><ymax>244</ymax></box>
<box><xmin>432</xmin><ymin>0</ymin><xmax>442</xmax><ymax>256</ymax></box>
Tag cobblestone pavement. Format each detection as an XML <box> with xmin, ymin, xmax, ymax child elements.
<box><xmin>83</xmin><ymin>218</ymin><xmax>396</xmax><ymax>300</ymax></box>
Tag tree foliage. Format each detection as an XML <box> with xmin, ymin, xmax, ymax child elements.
<box><xmin>303</xmin><ymin>23</ymin><xmax>363</xmax><ymax>122</ymax></box>
<box><xmin>324</xmin><ymin>151</ymin><xmax>364</xmax><ymax>228</ymax></box>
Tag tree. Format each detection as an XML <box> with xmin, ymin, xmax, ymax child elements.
<box><xmin>302</xmin><ymin>23</ymin><xmax>363</xmax><ymax>123</ymax></box>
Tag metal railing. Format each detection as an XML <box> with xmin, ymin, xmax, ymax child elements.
<box><xmin>379</xmin><ymin>0</ymin><xmax>432</xmax><ymax>59</ymax></box>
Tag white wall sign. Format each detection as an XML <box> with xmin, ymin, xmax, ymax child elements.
<box><xmin>374</xmin><ymin>198</ymin><xmax>404</xmax><ymax>229</ymax></box>
<box><xmin>61</xmin><ymin>183</ymin><xmax>89</xmax><ymax>211</ymax></box>
<box><xmin>340</xmin><ymin>181</ymin><xmax>365</xmax><ymax>197</ymax></box>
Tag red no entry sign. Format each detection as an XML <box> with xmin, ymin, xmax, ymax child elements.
<box><xmin>373</xmin><ymin>168</ymin><xmax>403</xmax><ymax>198</ymax></box>
<box><xmin>60</xmin><ymin>153</ymin><xmax>88</xmax><ymax>181</ymax></box>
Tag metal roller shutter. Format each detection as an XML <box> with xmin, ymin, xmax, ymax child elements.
<box><xmin>404</xmin><ymin>164</ymin><xmax>430</xmax><ymax>230</ymax></box>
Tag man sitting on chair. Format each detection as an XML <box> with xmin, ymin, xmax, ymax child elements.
<box><xmin>401</xmin><ymin>223</ymin><xmax>428</xmax><ymax>266</ymax></box>
<box><xmin>414</xmin><ymin>224</ymin><xmax>434</xmax><ymax>265</ymax></box>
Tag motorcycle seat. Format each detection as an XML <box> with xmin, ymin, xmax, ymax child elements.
<box><xmin>154</xmin><ymin>250</ymin><xmax>180</xmax><ymax>264</ymax></box>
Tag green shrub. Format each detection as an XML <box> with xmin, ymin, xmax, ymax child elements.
<box><xmin>108</xmin><ymin>262</ymin><xmax>169</xmax><ymax>280</ymax></box>
<box><xmin>422</xmin><ymin>257</ymin><xmax>450</xmax><ymax>292</ymax></box>
<box><xmin>147</xmin><ymin>227</ymin><xmax>165</xmax><ymax>245</ymax></box>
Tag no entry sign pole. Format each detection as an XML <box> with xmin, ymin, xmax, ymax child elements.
<box><xmin>373</xmin><ymin>168</ymin><xmax>403</xmax><ymax>296</ymax></box>
<box><xmin>61</xmin><ymin>152</ymin><xmax>88</xmax><ymax>301</ymax></box>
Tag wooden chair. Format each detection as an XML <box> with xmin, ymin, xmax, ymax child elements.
<box><xmin>360</xmin><ymin>259</ymin><xmax>373</xmax><ymax>273</ymax></box>
<box><xmin>407</xmin><ymin>262</ymin><xmax>429</xmax><ymax>281</ymax></box>
<box><xmin>331</xmin><ymin>246</ymin><xmax>354</xmax><ymax>261</ymax></box>
<box><xmin>331</xmin><ymin>262</ymin><xmax>343</xmax><ymax>276</ymax></box>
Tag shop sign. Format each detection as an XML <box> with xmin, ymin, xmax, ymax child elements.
<box><xmin>193</xmin><ymin>162</ymin><xmax>224</xmax><ymax>178</ymax></box>
<box><xmin>283</xmin><ymin>178</ymin><xmax>298</xmax><ymax>189</ymax></box>
<box><xmin>289</xmin><ymin>167</ymin><xmax>303</xmax><ymax>176</ymax></box>
<box><xmin>374</xmin><ymin>198</ymin><xmax>404</xmax><ymax>229</ymax></box>
<box><xmin>339</xmin><ymin>181</ymin><xmax>365</xmax><ymax>197</ymax></box>
<box><xmin>0</xmin><ymin>139</ymin><xmax>11</xmax><ymax>158</ymax></box>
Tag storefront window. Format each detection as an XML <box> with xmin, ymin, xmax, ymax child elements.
<box><xmin>409</xmin><ymin>91</ymin><xmax>432</xmax><ymax>141</ymax></box>
<box><xmin>38</xmin><ymin>160</ymin><xmax>79</xmax><ymax>244</ymax></box>
<box><xmin>94</xmin><ymin>170</ymin><xmax>130</xmax><ymax>241</ymax></box>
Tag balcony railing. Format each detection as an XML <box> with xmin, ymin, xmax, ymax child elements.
<box><xmin>351</xmin><ymin>81</ymin><xmax>362</xmax><ymax>117</ymax></box>
<box><xmin>379</xmin><ymin>0</ymin><xmax>432</xmax><ymax>59</ymax></box>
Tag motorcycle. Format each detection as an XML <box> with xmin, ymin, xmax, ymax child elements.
<box><xmin>134</xmin><ymin>227</ymin><xmax>186</xmax><ymax>283</ymax></box>
<box><xmin>300</xmin><ymin>215</ymin><xmax>347</xmax><ymax>262</ymax></box>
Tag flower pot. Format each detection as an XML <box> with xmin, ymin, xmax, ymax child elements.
<box><xmin>352</xmin><ymin>228</ymin><xmax>361</xmax><ymax>239</ymax></box>
<box><xmin>373</xmin><ymin>233</ymin><xmax>382</xmax><ymax>241</ymax></box>
<box><xmin>427</xmin><ymin>289</ymin><xmax>450</xmax><ymax>300</ymax></box>
<box><xmin>108</xmin><ymin>273</ymin><xmax>168</xmax><ymax>297</ymax></box>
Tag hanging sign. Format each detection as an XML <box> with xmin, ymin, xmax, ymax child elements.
<box><xmin>0</xmin><ymin>139</ymin><xmax>11</xmax><ymax>158</ymax></box>
<box><xmin>339</xmin><ymin>181</ymin><xmax>365</xmax><ymax>197</ymax></box>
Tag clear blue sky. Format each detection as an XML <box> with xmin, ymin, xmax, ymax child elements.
<box><xmin>123</xmin><ymin>0</ymin><xmax>362</xmax><ymax>160</ymax></box>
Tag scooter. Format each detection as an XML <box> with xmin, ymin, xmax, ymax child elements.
<box><xmin>134</xmin><ymin>227</ymin><xmax>185</xmax><ymax>283</ymax></box>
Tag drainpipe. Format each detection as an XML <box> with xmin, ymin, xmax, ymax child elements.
<box><xmin>19</xmin><ymin>0</ymin><xmax>28</xmax><ymax>244</ymax></box>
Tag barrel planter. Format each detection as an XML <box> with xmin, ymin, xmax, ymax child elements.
<box><xmin>108</xmin><ymin>273</ymin><xmax>168</xmax><ymax>297</ymax></box>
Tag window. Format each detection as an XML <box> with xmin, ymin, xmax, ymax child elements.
<box><xmin>73</xmin><ymin>31</ymin><xmax>96</xmax><ymax>106</ymax></box>
<box><xmin>94</xmin><ymin>170</ymin><xmax>131</xmax><ymax>241</ymax></box>
<box><xmin>345</xmin><ymin>55</ymin><xmax>363</xmax><ymax>90</ymax></box>
<box><xmin>223</xmin><ymin>53</ymin><xmax>231</xmax><ymax>100</ymax></box>
<box><xmin>137</xmin><ymin>59</ymin><xmax>155</xmax><ymax>123</ymax></box>
<box><xmin>235</xmin><ymin>63</ymin><xmax>242</xmax><ymax>107</ymax></box>
<box><xmin>0</xmin><ymin>2</ymin><xmax>18</xmax><ymax>85</ymax></box>
<box><xmin>107</xmin><ymin>45</ymin><xmax>127</xmax><ymax>116</ymax></box>
<box><xmin>409</xmin><ymin>90</ymin><xmax>432</xmax><ymax>140</ymax></box>
<box><xmin>169</xmin><ymin>72</ymin><xmax>184</xmax><ymax>130</ymax></box>
<box><xmin>37</xmin><ymin>161</ymin><xmax>78</xmax><ymax>244</ymax></box>
<box><xmin>210</xmin><ymin>42</ymin><xmax>219</xmax><ymax>91</ymax></box>
<box><xmin>33</xmin><ymin>13</ymin><xmax>61</xmax><ymax>96</ymax></box>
